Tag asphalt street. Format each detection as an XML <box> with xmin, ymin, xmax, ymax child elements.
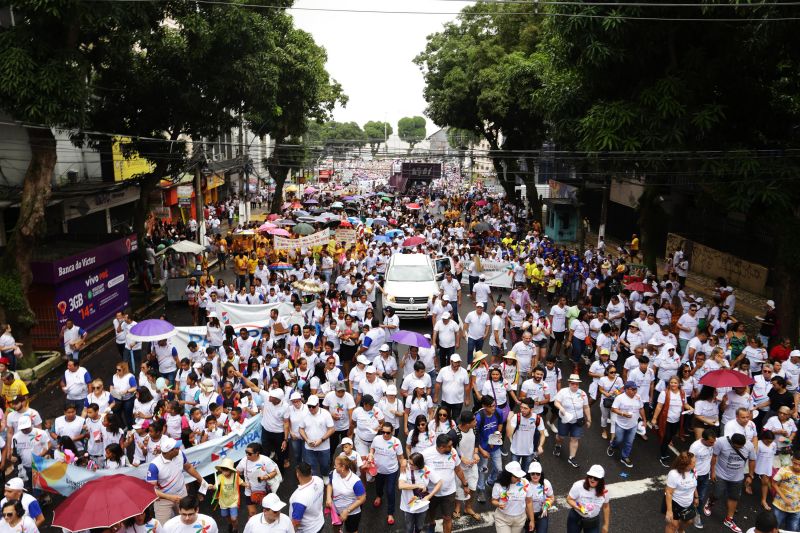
<box><xmin>33</xmin><ymin>288</ymin><xmax>765</xmax><ymax>533</ymax></box>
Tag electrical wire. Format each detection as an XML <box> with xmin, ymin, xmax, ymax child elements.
<box><xmin>76</xmin><ymin>0</ymin><xmax>800</xmax><ymax>21</ymax></box>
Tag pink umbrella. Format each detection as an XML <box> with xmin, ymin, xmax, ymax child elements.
<box><xmin>403</xmin><ymin>236</ymin><xmax>426</xmax><ymax>247</ymax></box>
<box><xmin>267</xmin><ymin>213</ymin><xmax>280</xmax><ymax>221</ymax></box>
<box><xmin>268</xmin><ymin>228</ymin><xmax>291</xmax><ymax>237</ymax></box>
<box><xmin>304</xmin><ymin>186</ymin><xmax>317</xmax><ymax>194</ymax></box>
<box><xmin>258</xmin><ymin>222</ymin><xmax>277</xmax><ymax>232</ymax></box>
<box><xmin>475</xmin><ymin>199</ymin><xmax>488</xmax><ymax>206</ymax></box>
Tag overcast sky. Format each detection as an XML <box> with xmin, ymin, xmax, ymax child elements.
<box><xmin>289</xmin><ymin>0</ymin><xmax>473</xmax><ymax>137</ymax></box>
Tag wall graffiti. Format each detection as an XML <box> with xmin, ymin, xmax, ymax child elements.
<box><xmin>666</xmin><ymin>233</ymin><xmax>769</xmax><ymax>296</ymax></box>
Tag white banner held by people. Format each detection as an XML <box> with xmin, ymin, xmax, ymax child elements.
<box><xmin>475</xmin><ymin>260</ymin><xmax>514</xmax><ymax>289</ymax></box>
<box><xmin>273</xmin><ymin>229</ymin><xmax>331</xmax><ymax>250</ymax></box>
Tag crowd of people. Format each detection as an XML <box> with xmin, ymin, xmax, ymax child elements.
<box><xmin>6</xmin><ymin>170</ymin><xmax>794</xmax><ymax>533</ymax></box>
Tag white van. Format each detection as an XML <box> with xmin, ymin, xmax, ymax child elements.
<box><xmin>382</xmin><ymin>253</ymin><xmax>451</xmax><ymax>318</ymax></box>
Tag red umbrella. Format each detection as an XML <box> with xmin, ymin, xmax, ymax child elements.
<box><xmin>406</xmin><ymin>203</ymin><xmax>421</xmax><ymax>210</ymax></box>
<box><xmin>388</xmin><ymin>218</ymin><xmax>398</xmax><ymax>226</ymax></box>
<box><xmin>52</xmin><ymin>474</ymin><xmax>157</xmax><ymax>531</ymax></box>
<box><xmin>403</xmin><ymin>236</ymin><xmax>426</xmax><ymax>247</ymax></box>
<box><xmin>699</xmin><ymin>369</ymin><xmax>754</xmax><ymax>388</ymax></box>
<box><xmin>475</xmin><ymin>199</ymin><xmax>488</xmax><ymax>206</ymax></box>
<box><xmin>625</xmin><ymin>281</ymin><xmax>653</xmax><ymax>293</ymax></box>
<box><xmin>339</xmin><ymin>220</ymin><xmax>353</xmax><ymax>227</ymax></box>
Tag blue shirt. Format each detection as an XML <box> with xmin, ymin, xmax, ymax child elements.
<box><xmin>476</xmin><ymin>408</ymin><xmax>502</xmax><ymax>451</ymax></box>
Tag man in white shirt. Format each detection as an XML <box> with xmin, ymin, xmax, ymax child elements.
<box><xmin>435</xmin><ymin>354</ymin><xmax>471</xmax><ymax>420</ymax></box>
<box><xmin>488</xmin><ymin>308</ymin><xmax>505</xmax><ymax>358</ymax></box>
<box><xmin>549</xmin><ymin>297</ymin><xmax>568</xmax><ymax>357</ymax></box>
<box><xmin>298</xmin><ymin>396</ymin><xmax>335</xmax><ymax>479</ymax></box>
<box><xmin>607</xmin><ymin>381</ymin><xmax>646</xmax><ymax>468</ymax></box>
<box><xmin>432</xmin><ymin>313</ymin><xmax>460</xmax><ymax>368</ymax></box>
<box><xmin>162</xmin><ymin>495</ymin><xmax>218</xmax><ymax>533</ymax></box>
<box><xmin>510</xmin><ymin>332</ymin><xmax>536</xmax><ymax>378</ymax></box>
<box><xmin>243</xmin><ymin>493</ymin><xmax>295</xmax><ymax>533</ymax></box>
<box><xmin>676</xmin><ymin>305</ymin><xmax>699</xmax><ymax>356</ymax></box>
<box><xmin>689</xmin><ymin>430</ymin><xmax>717</xmax><ymax>528</ymax></box>
<box><xmin>440</xmin><ymin>271</ymin><xmax>462</xmax><ymax>324</ymax></box>
<box><xmin>463</xmin><ymin>303</ymin><xmax>491</xmax><ymax>364</ymax></box>
<box><xmin>423</xmin><ymin>434</ymin><xmax>471</xmax><ymax>533</ymax></box>
<box><xmin>471</xmin><ymin>276</ymin><xmax>493</xmax><ymax>310</ymax></box>
<box><xmin>289</xmin><ymin>463</ymin><xmax>325</xmax><ymax>533</ymax></box>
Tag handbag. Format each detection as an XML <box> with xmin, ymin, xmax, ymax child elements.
<box><xmin>267</xmin><ymin>468</ymin><xmax>283</xmax><ymax>493</ymax></box>
<box><xmin>250</xmin><ymin>491</ymin><xmax>266</xmax><ymax>505</ymax></box>
<box><xmin>602</xmin><ymin>377</ymin><xmax>621</xmax><ymax>408</ymax></box>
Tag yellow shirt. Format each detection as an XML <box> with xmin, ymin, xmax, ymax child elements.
<box><xmin>2</xmin><ymin>378</ymin><xmax>28</xmax><ymax>403</ymax></box>
<box><xmin>214</xmin><ymin>472</ymin><xmax>241</xmax><ymax>510</ymax></box>
<box><xmin>234</xmin><ymin>256</ymin><xmax>248</xmax><ymax>275</ymax></box>
<box><xmin>248</xmin><ymin>258</ymin><xmax>258</xmax><ymax>274</ymax></box>
<box><xmin>631</xmin><ymin>237</ymin><xmax>639</xmax><ymax>251</ymax></box>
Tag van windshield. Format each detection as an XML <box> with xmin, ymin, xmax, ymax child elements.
<box><xmin>386</xmin><ymin>266</ymin><xmax>434</xmax><ymax>282</ymax></box>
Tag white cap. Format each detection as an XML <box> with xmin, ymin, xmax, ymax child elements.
<box><xmin>306</xmin><ymin>396</ymin><xmax>319</xmax><ymax>407</ymax></box>
<box><xmin>269</xmin><ymin>389</ymin><xmax>285</xmax><ymax>401</ymax></box>
<box><xmin>505</xmin><ymin>461</ymin><xmax>526</xmax><ymax>478</ymax></box>
<box><xmin>17</xmin><ymin>416</ymin><xmax>31</xmax><ymax>430</ymax></box>
<box><xmin>289</xmin><ymin>391</ymin><xmax>303</xmax><ymax>401</ymax></box>
<box><xmin>4</xmin><ymin>478</ymin><xmax>25</xmax><ymax>491</ymax></box>
<box><xmin>368</xmin><ymin>275</ymin><xmax>375</xmax><ymax>280</ymax></box>
<box><xmin>586</xmin><ymin>465</ymin><xmax>605</xmax><ymax>479</ymax></box>
<box><xmin>767</xmin><ymin>299</ymin><xmax>776</xmax><ymax>309</ymax></box>
<box><xmin>528</xmin><ymin>462</ymin><xmax>543</xmax><ymax>474</ymax></box>
<box><xmin>386</xmin><ymin>384</ymin><xmax>398</xmax><ymax>395</ymax></box>
<box><xmin>450</xmin><ymin>354</ymin><xmax>461</xmax><ymax>362</ymax></box>
<box><xmin>380</xmin><ymin>344</ymin><xmax>391</xmax><ymax>352</ymax></box>
<box><xmin>357</xmin><ymin>355</ymin><xmax>370</xmax><ymax>365</ymax></box>
<box><xmin>442</xmin><ymin>295</ymin><xmax>450</xmax><ymax>301</ymax></box>
<box><xmin>262</xmin><ymin>493</ymin><xmax>287</xmax><ymax>511</ymax></box>
<box><xmin>442</xmin><ymin>312</ymin><xmax>451</xmax><ymax>319</ymax></box>
<box><xmin>341</xmin><ymin>437</ymin><xmax>354</xmax><ymax>446</ymax></box>
<box><xmin>365</xmin><ymin>366</ymin><xmax>377</xmax><ymax>374</ymax></box>
<box><xmin>159</xmin><ymin>437</ymin><xmax>178</xmax><ymax>453</ymax></box>
<box><xmin>791</xmin><ymin>350</ymin><xmax>800</xmax><ymax>359</ymax></box>
<box><xmin>475</xmin><ymin>302</ymin><xmax>484</xmax><ymax>308</ymax></box>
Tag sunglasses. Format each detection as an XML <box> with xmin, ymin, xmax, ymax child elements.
<box><xmin>587</xmin><ymin>476</ymin><xmax>599</xmax><ymax>482</ymax></box>
<box><xmin>438</xmin><ymin>413</ymin><xmax>448</xmax><ymax>417</ymax></box>
<box><xmin>93</xmin><ymin>386</ymin><xmax>102</xmax><ymax>390</ymax></box>
<box><xmin>3</xmin><ymin>512</ymin><xmax>13</xmax><ymax>517</ymax></box>
<box><xmin>381</xmin><ymin>431</ymin><xmax>393</xmax><ymax>436</ymax></box>
<box><xmin>246</xmin><ymin>451</ymin><xmax>257</xmax><ymax>456</ymax></box>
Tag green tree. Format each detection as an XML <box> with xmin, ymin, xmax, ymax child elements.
<box><xmin>397</xmin><ymin>116</ymin><xmax>427</xmax><ymax>154</ymax></box>
<box><xmin>363</xmin><ymin>121</ymin><xmax>393</xmax><ymax>157</ymax></box>
<box><xmin>533</xmin><ymin>1</ymin><xmax>800</xmax><ymax>339</ymax></box>
<box><xmin>414</xmin><ymin>1</ymin><xmax>546</xmax><ymax>216</ymax></box>
<box><xmin>447</xmin><ymin>128</ymin><xmax>480</xmax><ymax>150</ymax></box>
<box><xmin>0</xmin><ymin>0</ymin><xmax>157</xmax><ymax>337</ymax></box>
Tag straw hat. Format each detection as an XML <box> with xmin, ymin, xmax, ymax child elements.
<box><xmin>502</xmin><ymin>351</ymin><xmax>517</xmax><ymax>361</ymax></box>
<box><xmin>215</xmin><ymin>458</ymin><xmax>236</xmax><ymax>473</ymax></box>
<box><xmin>472</xmin><ymin>351</ymin><xmax>489</xmax><ymax>365</ymax></box>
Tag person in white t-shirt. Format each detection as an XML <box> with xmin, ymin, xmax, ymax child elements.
<box><xmin>434</xmin><ymin>355</ymin><xmax>471</xmax><ymax>420</ymax></box>
<box><xmin>162</xmin><ymin>495</ymin><xmax>218</xmax><ymax>533</ymax></box>
<box><xmin>298</xmin><ymin>396</ymin><xmax>335</xmax><ymax>479</ymax></box>
<box><xmin>243</xmin><ymin>493</ymin><xmax>295</xmax><ymax>533</ymax></box>
<box><xmin>463</xmin><ymin>303</ymin><xmax>491</xmax><ymax>364</ymax></box>
<box><xmin>664</xmin><ymin>452</ymin><xmax>699</xmax><ymax>533</ymax></box>
<box><xmin>607</xmin><ymin>381</ymin><xmax>646</xmax><ymax>468</ymax></box>
<box><xmin>549</xmin><ymin>297</ymin><xmax>568</xmax><ymax>357</ymax></box>
<box><xmin>289</xmin><ymin>463</ymin><xmax>325</xmax><ymax>533</ymax></box>
<box><xmin>368</xmin><ymin>422</ymin><xmax>406</xmax><ymax>525</ymax></box>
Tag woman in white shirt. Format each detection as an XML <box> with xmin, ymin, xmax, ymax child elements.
<box><xmin>327</xmin><ymin>455</ymin><xmax>367</xmax><ymax>533</ymax></box>
<box><xmin>405</xmin><ymin>416</ymin><xmax>435</xmax><ymax>456</ymax></box>
<box><xmin>132</xmin><ymin>386</ymin><xmax>156</xmax><ymax>426</ymax></box>
<box><xmin>377</xmin><ymin>386</ymin><xmax>403</xmax><ymax>435</ymax></box>
<box><xmin>398</xmin><ymin>452</ymin><xmax>443</xmax><ymax>533</ymax></box>
<box><xmin>0</xmin><ymin>500</ymin><xmax>40</xmax><ymax>533</ymax></box>
<box><xmin>527</xmin><ymin>462</ymin><xmax>554</xmax><ymax>533</ymax></box>
<box><xmin>664</xmin><ymin>452</ymin><xmax>699</xmax><ymax>533</ymax></box>
<box><xmin>206</xmin><ymin>316</ymin><xmax>225</xmax><ymax>352</ymax></box>
<box><xmin>404</xmin><ymin>382</ymin><xmax>434</xmax><ymax>431</ymax></box>
<box><xmin>480</xmin><ymin>366</ymin><xmax>516</xmax><ymax>422</ymax></box>
<box><xmin>597</xmin><ymin>367</ymin><xmax>624</xmax><ymax>441</ymax></box>
<box><xmin>691</xmin><ymin>386</ymin><xmax>719</xmax><ymax>440</ymax></box>
<box><xmin>368</xmin><ymin>422</ymin><xmax>405</xmax><ymax>525</ymax></box>
<box><xmin>566</xmin><ymin>465</ymin><xmax>610</xmax><ymax>533</ymax></box>
<box><xmin>83</xmin><ymin>379</ymin><xmax>114</xmax><ymax>418</ymax></box>
<box><xmin>490</xmin><ymin>461</ymin><xmax>535</xmax><ymax>533</ymax></box>
<box><xmin>651</xmin><ymin>376</ymin><xmax>692</xmax><ymax>466</ymax></box>
<box><xmin>352</xmin><ymin>395</ymin><xmax>383</xmax><ymax>455</ymax></box>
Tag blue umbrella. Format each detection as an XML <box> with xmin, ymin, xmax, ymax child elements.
<box><xmin>372</xmin><ymin>235</ymin><xmax>391</xmax><ymax>243</ymax></box>
<box><xmin>347</xmin><ymin>216</ymin><xmax>361</xmax><ymax>225</ymax></box>
<box><xmin>371</xmin><ymin>217</ymin><xmax>388</xmax><ymax>226</ymax></box>
<box><xmin>385</xmin><ymin>229</ymin><xmax>404</xmax><ymax>238</ymax></box>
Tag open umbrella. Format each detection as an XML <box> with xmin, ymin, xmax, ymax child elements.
<box><xmin>699</xmin><ymin>369</ymin><xmax>754</xmax><ymax>388</ymax></box>
<box><xmin>373</xmin><ymin>235</ymin><xmax>392</xmax><ymax>243</ymax></box>
<box><xmin>51</xmin><ymin>474</ymin><xmax>157</xmax><ymax>531</ymax></box>
<box><xmin>473</xmin><ymin>221</ymin><xmax>492</xmax><ymax>232</ymax></box>
<box><xmin>385</xmin><ymin>229</ymin><xmax>404</xmax><ymax>238</ymax></box>
<box><xmin>267</xmin><ymin>213</ymin><xmax>280</xmax><ymax>221</ymax></box>
<box><xmin>339</xmin><ymin>220</ymin><xmax>353</xmax><ymax>228</ymax></box>
<box><xmin>258</xmin><ymin>222</ymin><xmax>277</xmax><ymax>232</ymax></box>
<box><xmin>331</xmin><ymin>201</ymin><xmax>344</xmax><ymax>209</ymax></box>
<box><xmin>475</xmin><ymin>199</ymin><xmax>488</xmax><ymax>206</ymax></box>
<box><xmin>391</xmin><ymin>330</ymin><xmax>432</xmax><ymax>348</ymax></box>
<box><xmin>342</xmin><ymin>196</ymin><xmax>356</xmax><ymax>201</ymax></box>
<box><xmin>291</xmin><ymin>202</ymin><xmax>303</xmax><ymax>209</ymax></box>
<box><xmin>297</xmin><ymin>216</ymin><xmax>319</xmax><ymax>223</ymax></box>
<box><xmin>128</xmin><ymin>319</ymin><xmax>176</xmax><ymax>342</ymax></box>
<box><xmin>381</xmin><ymin>196</ymin><xmax>392</xmax><ymax>202</ymax></box>
<box><xmin>285</xmin><ymin>184</ymin><xmax>299</xmax><ymax>193</ymax></box>
<box><xmin>371</xmin><ymin>217</ymin><xmax>388</xmax><ymax>226</ymax></box>
<box><xmin>267</xmin><ymin>228</ymin><xmax>291</xmax><ymax>237</ymax></box>
<box><xmin>625</xmin><ymin>281</ymin><xmax>653</xmax><ymax>293</ymax></box>
<box><xmin>347</xmin><ymin>216</ymin><xmax>361</xmax><ymax>225</ymax></box>
<box><xmin>293</xmin><ymin>209</ymin><xmax>310</xmax><ymax>216</ymax></box>
<box><xmin>293</xmin><ymin>223</ymin><xmax>316</xmax><ymax>235</ymax></box>
<box><xmin>292</xmin><ymin>279</ymin><xmax>326</xmax><ymax>294</ymax></box>
<box><xmin>304</xmin><ymin>186</ymin><xmax>317</xmax><ymax>194</ymax></box>
<box><xmin>275</xmin><ymin>219</ymin><xmax>296</xmax><ymax>226</ymax></box>
<box><xmin>269</xmin><ymin>262</ymin><xmax>294</xmax><ymax>271</ymax></box>
<box><xmin>403</xmin><ymin>236</ymin><xmax>426</xmax><ymax>247</ymax></box>
<box><xmin>303</xmin><ymin>198</ymin><xmax>319</xmax><ymax>205</ymax></box>
<box><xmin>406</xmin><ymin>203</ymin><xmax>421</xmax><ymax>210</ymax></box>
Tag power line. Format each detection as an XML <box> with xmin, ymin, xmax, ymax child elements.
<box><xmin>78</xmin><ymin>0</ymin><xmax>800</xmax><ymax>21</ymax></box>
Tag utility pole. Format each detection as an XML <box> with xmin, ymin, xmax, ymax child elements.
<box><xmin>194</xmin><ymin>161</ymin><xmax>205</xmax><ymax>246</ymax></box>
<box><xmin>598</xmin><ymin>176</ymin><xmax>610</xmax><ymax>248</ymax></box>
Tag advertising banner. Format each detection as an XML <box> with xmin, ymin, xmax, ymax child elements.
<box><xmin>273</xmin><ymin>229</ymin><xmax>331</xmax><ymax>251</ymax></box>
<box><xmin>33</xmin><ymin>417</ymin><xmax>263</xmax><ymax>497</ymax></box>
<box><xmin>31</xmin><ymin>235</ymin><xmax>137</xmax><ymax>285</ymax></box>
<box><xmin>177</xmin><ymin>185</ymin><xmax>193</xmax><ymax>207</ymax></box>
<box><xmin>469</xmin><ymin>260</ymin><xmax>514</xmax><ymax>289</ymax></box>
<box><xmin>54</xmin><ymin>258</ymin><xmax>129</xmax><ymax>331</ymax></box>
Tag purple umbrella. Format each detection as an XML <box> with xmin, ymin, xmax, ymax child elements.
<box><xmin>128</xmin><ymin>319</ymin><xmax>176</xmax><ymax>342</ymax></box>
<box><xmin>391</xmin><ymin>330</ymin><xmax>432</xmax><ymax>348</ymax></box>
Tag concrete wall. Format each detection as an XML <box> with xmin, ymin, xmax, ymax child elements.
<box><xmin>666</xmin><ymin>233</ymin><xmax>769</xmax><ymax>295</ymax></box>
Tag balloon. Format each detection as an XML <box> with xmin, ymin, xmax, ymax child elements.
<box><xmin>156</xmin><ymin>377</ymin><xmax>167</xmax><ymax>391</ymax></box>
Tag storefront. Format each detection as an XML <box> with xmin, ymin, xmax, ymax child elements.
<box><xmin>29</xmin><ymin>235</ymin><xmax>136</xmax><ymax>349</ymax></box>
<box><xmin>160</xmin><ymin>173</ymin><xmax>225</xmax><ymax>223</ymax></box>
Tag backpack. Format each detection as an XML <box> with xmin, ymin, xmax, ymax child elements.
<box><xmin>511</xmin><ymin>412</ymin><xmax>542</xmax><ymax>454</ymax></box>
<box><xmin>476</xmin><ymin>408</ymin><xmax>503</xmax><ymax>443</ymax></box>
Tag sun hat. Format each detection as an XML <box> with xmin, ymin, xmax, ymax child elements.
<box><xmin>568</xmin><ymin>374</ymin><xmax>582</xmax><ymax>383</ymax></box>
<box><xmin>215</xmin><ymin>458</ymin><xmax>236</xmax><ymax>473</ymax></box>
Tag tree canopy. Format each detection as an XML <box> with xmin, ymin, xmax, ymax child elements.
<box><xmin>397</xmin><ymin>116</ymin><xmax>427</xmax><ymax>153</ymax></box>
<box><xmin>363</xmin><ymin>121</ymin><xmax>393</xmax><ymax>157</ymax></box>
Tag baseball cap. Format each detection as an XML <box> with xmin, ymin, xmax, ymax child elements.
<box><xmin>289</xmin><ymin>391</ymin><xmax>303</xmax><ymax>401</ymax></box>
<box><xmin>791</xmin><ymin>350</ymin><xmax>800</xmax><ymax>359</ymax></box>
<box><xmin>17</xmin><ymin>416</ymin><xmax>31</xmax><ymax>430</ymax></box>
<box><xmin>450</xmin><ymin>354</ymin><xmax>461</xmax><ymax>362</ymax></box>
<box><xmin>159</xmin><ymin>437</ymin><xmax>178</xmax><ymax>453</ymax></box>
<box><xmin>599</xmin><ymin>348</ymin><xmax>610</xmax><ymax>355</ymax></box>
<box><xmin>479</xmin><ymin>275</ymin><xmax>486</xmax><ymax>280</ymax></box>
<box><xmin>624</xmin><ymin>381</ymin><xmax>638</xmax><ymax>390</ymax></box>
<box><xmin>0</xmin><ymin>358</ymin><xmax>10</xmax><ymax>366</ymax></box>
<box><xmin>504</xmin><ymin>461</ymin><xmax>526</xmax><ymax>478</ymax></box>
<box><xmin>365</xmin><ymin>366</ymin><xmax>377</xmax><ymax>374</ymax></box>
<box><xmin>262</xmin><ymin>493</ymin><xmax>287</xmax><ymax>511</ymax></box>
<box><xmin>306</xmin><ymin>396</ymin><xmax>319</xmax><ymax>407</ymax></box>
<box><xmin>380</xmin><ymin>344</ymin><xmax>391</xmax><ymax>352</ymax></box>
<box><xmin>341</xmin><ymin>437</ymin><xmax>354</xmax><ymax>446</ymax></box>
<box><xmin>475</xmin><ymin>302</ymin><xmax>484</xmax><ymax>308</ymax></box>
<box><xmin>386</xmin><ymin>384</ymin><xmax>398</xmax><ymax>395</ymax></box>
<box><xmin>767</xmin><ymin>299</ymin><xmax>776</xmax><ymax>309</ymax></box>
<box><xmin>4</xmin><ymin>478</ymin><xmax>25</xmax><ymax>491</ymax></box>
<box><xmin>528</xmin><ymin>462</ymin><xmax>543</xmax><ymax>474</ymax></box>
<box><xmin>356</xmin><ymin>355</ymin><xmax>370</xmax><ymax>365</ymax></box>
<box><xmin>586</xmin><ymin>465</ymin><xmax>605</xmax><ymax>479</ymax></box>
<box><xmin>442</xmin><ymin>312</ymin><xmax>451</xmax><ymax>319</ymax></box>
<box><xmin>268</xmin><ymin>389</ymin><xmax>285</xmax><ymax>401</ymax></box>
<box><xmin>334</xmin><ymin>381</ymin><xmax>346</xmax><ymax>391</ymax></box>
